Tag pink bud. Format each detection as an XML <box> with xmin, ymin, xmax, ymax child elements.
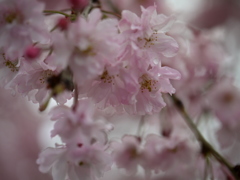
<box><xmin>68</xmin><ymin>0</ymin><xmax>89</xmax><ymax>10</ymax></box>
<box><xmin>57</xmin><ymin>17</ymin><xmax>69</xmax><ymax>30</ymax></box>
<box><xmin>25</xmin><ymin>46</ymin><xmax>41</xmax><ymax>59</ymax></box>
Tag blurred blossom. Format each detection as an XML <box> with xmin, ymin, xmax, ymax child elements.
<box><xmin>0</xmin><ymin>87</ymin><xmax>51</xmax><ymax>180</ymax></box>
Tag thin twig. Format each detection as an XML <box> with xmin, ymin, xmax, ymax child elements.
<box><xmin>203</xmin><ymin>157</ymin><xmax>209</xmax><ymax>180</ymax></box>
<box><xmin>72</xmin><ymin>83</ymin><xmax>78</xmax><ymax>112</ymax></box>
<box><xmin>43</xmin><ymin>10</ymin><xmax>70</xmax><ymax>17</ymax></box>
<box><xmin>137</xmin><ymin>116</ymin><xmax>145</xmax><ymax>136</ymax></box>
<box><xmin>101</xmin><ymin>10</ymin><xmax>121</xmax><ymax>19</ymax></box>
<box><xmin>39</xmin><ymin>92</ymin><xmax>53</xmax><ymax>112</ymax></box>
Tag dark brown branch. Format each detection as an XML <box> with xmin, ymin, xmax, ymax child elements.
<box><xmin>171</xmin><ymin>94</ymin><xmax>239</xmax><ymax>180</ymax></box>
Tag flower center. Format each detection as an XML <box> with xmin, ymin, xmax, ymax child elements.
<box><xmin>1</xmin><ymin>6</ymin><xmax>23</xmax><ymax>25</ymax></box>
<box><xmin>39</xmin><ymin>70</ymin><xmax>54</xmax><ymax>84</ymax></box>
<box><xmin>5</xmin><ymin>12</ymin><xmax>18</xmax><ymax>23</ymax></box>
<box><xmin>79</xmin><ymin>161</ymin><xmax>84</xmax><ymax>166</ymax></box>
<box><xmin>99</xmin><ymin>70</ymin><xmax>115</xmax><ymax>84</ymax></box>
<box><xmin>75</xmin><ymin>46</ymin><xmax>96</xmax><ymax>57</ymax></box>
<box><xmin>128</xmin><ymin>147</ymin><xmax>138</xmax><ymax>159</ymax></box>
<box><xmin>82</xmin><ymin>46</ymin><xmax>96</xmax><ymax>56</ymax></box>
<box><xmin>139</xmin><ymin>74</ymin><xmax>158</xmax><ymax>93</ymax></box>
<box><xmin>137</xmin><ymin>32</ymin><xmax>158</xmax><ymax>49</ymax></box>
<box><xmin>2</xmin><ymin>54</ymin><xmax>19</xmax><ymax>72</ymax></box>
<box><xmin>221</xmin><ymin>92</ymin><xmax>234</xmax><ymax>104</ymax></box>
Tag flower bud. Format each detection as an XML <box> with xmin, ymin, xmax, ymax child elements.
<box><xmin>24</xmin><ymin>46</ymin><xmax>41</xmax><ymax>59</ymax></box>
<box><xmin>57</xmin><ymin>17</ymin><xmax>69</xmax><ymax>31</ymax></box>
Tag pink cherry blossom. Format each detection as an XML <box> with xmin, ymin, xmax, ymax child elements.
<box><xmin>118</xmin><ymin>5</ymin><xmax>179</xmax><ymax>66</ymax></box>
<box><xmin>124</xmin><ymin>63</ymin><xmax>181</xmax><ymax>115</ymax></box>
<box><xmin>85</xmin><ymin>63</ymin><xmax>138</xmax><ymax>110</ymax></box>
<box><xmin>206</xmin><ymin>78</ymin><xmax>240</xmax><ymax>128</ymax></box>
<box><xmin>0</xmin><ymin>87</ymin><xmax>51</xmax><ymax>180</ymax></box>
<box><xmin>40</xmin><ymin>100</ymin><xmax>113</xmax><ymax>180</ymax></box>
<box><xmin>142</xmin><ymin>133</ymin><xmax>200</xmax><ymax>175</ymax></box>
<box><xmin>8</xmin><ymin>57</ymin><xmax>72</xmax><ymax>105</ymax></box>
<box><xmin>37</xmin><ymin>144</ymin><xmax>112</xmax><ymax>180</ymax></box>
<box><xmin>50</xmin><ymin>99</ymin><xmax>110</xmax><ymax>147</ymax></box>
<box><xmin>10</xmin><ymin>61</ymin><xmax>56</xmax><ymax>104</ymax></box>
<box><xmin>0</xmin><ymin>0</ymin><xmax>49</xmax><ymax>59</ymax></box>
<box><xmin>110</xmin><ymin>135</ymin><xmax>143</xmax><ymax>175</ymax></box>
<box><xmin>66</xmin><ymin>8</ymin><xmax>121</xmax><ymax>86</ymax></box>
<box><xmin>82</xmin><ymin>57</ymin><xmax>180</xmax><ymax>115</ymax></box>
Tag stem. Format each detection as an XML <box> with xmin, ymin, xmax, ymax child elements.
<box><xmin>72</xmin><ymin>83</ymin><xmax>78</xmax><ymax>112</ymax></box>
<box><xmin>39</xmin><ymin>92</ymin><xmax>53</xmax><ymax>112</ymax></box>
<box><xmin>105</xmin><ymin>0</ymin><xmax>121</xmax><ymax>15</ymax></box>
<box><xmin>82</xmin><ymin>3</ymin><xmax>93</xmax><ymax>18</ymax></box>
<box><xmin>101</xmin><ymin>10</ymin><xmax>121</xmax><ymax>18</ymax></box>
<box><xmin>43</xmin><ymin>10</ymin><xmax>71</xmax><ymax>17</ymax></box>
<box><xmin>203</xmin><ymin>157</ymin><xmax>209</xmax><ymax>180</ymax></box>
<box><xmin>171</xmin><ymin>94</ymin><xmax>239</xmax><ymax>179</ymax></box>
<box><xmin>137</xmin><ymin>116</ymin><xmax>145</xmax><ymax>136</ymax></box>
<box><xmin>209</xmin><ymin>158</ymin><xmax>215</xmax><ymax>180</ymax></box>
<box><xmin>50</xmin><ymin>25</ymin><xmax>58</xmax><ymax>32</ymax></box>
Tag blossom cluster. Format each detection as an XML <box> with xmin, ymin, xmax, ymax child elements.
<box><xmin>1</xmin><ymin>0</ymin><xmax>240</xmax><ymax>180</ymax></box>
<box><xmin>0</xmin><ymin>0</ymin><xmax>181</xmax><ymax>114</ymax></box>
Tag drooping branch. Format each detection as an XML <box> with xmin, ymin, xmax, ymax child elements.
<box><xmin>171</xmin><ymin>94</ymin><xmax>239</xmax><ymax>180</ymax></box>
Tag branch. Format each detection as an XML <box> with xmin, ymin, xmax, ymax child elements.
<box><xmin>170</xmin><ymin>94</ymin><xmax>239</xmax><ymax>180</ymax></box>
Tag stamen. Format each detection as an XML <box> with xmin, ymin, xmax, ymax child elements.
<box><xmin>137</xmin><ymin>32</ymin><xmax>158</xmax><ymax>49</ymax></box>
<box><xmin>99</xmin><ymin>70</ymin><xmax>115</xmax><ymax>84</ymax></box>
<box><xmin>39</xmin><ymin>70</ymin><xmax>54</xmax><ymax>84</ymax></box>
<box><xmin>79</xmin><ymin>161</ymin><xmax>84</xmax><ymax>166</ymax></box>
<box><xmin>139</xmin><ymin>74</ymin><xmax>158</xmax><ymax>93</ymax></box>
<box><xmin>5</xmin><ymin>12</ymin><xmax>17</xmax><ymax>23</ymax></box>
<box><xmin>2</xmin><ymin>54</ymin><xmax>19</xmax><ymax>72</ymax></box>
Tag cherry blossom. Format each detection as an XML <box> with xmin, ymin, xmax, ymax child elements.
<box><xmin>110</xmin><ymin>135</ymin><xmax>143</xmax><ymax>175</ymax></box>
<box><xmin>85</xmin><ymin>63</ymin><xmax>138</xmax><ymax>111</ymax></box>
<box><xmin>206</xmin><ymin>79</ymin><xmax>240</xmax><ymax>128</ymax></box>
<box><xmin>118</xmin><ymin>5</ymin><xmax>179</xmax><ymax>66</ymax></box>
<box><xmin>67</xmin><ymin>8</ymin><xmax>120</xmax><ymax>86</ymax></box>
<box><xmin>37</xmin><ymin>144</ymin><xmax>112</xmax><ymax>180</ymax></box>
<box><xmin>50</xmin><ymin>99</ymin><xmax>110</xmax><ymax>146</ymax></box>
<box><xmin>0</xmin><ymin>0</ymin><xmax>49</xmax><ymax>59</ymax></box>
<box><xmin>124</xmin><ymin>63</ymin><xmax>181</xmax><ymax>115</ymax></box>
<box><xmin>142</xmin><ymin>134</ymin><xmax>199</xmax><ymax>174</ymax></box>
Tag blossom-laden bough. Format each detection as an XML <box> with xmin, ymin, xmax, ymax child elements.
<box><xmin>1</xmin><ymin>0</ymin><xmax>240</xmax><ymax>180</ymax></box>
